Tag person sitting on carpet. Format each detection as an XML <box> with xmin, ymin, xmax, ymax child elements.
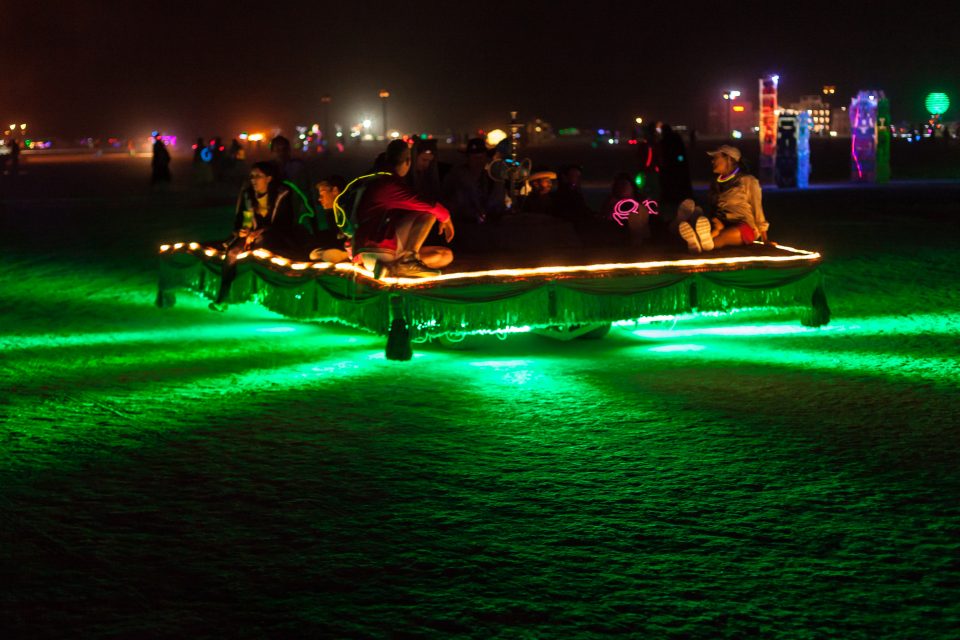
<box><xmin>308</xmin><ymin>175</ymin><xmax>350</xmax><ymax>263</ymax></box>
<box><xmin>352</xmin><ymin>139</ymin><xmax>455</xmax><ymax>277</ymax></box>
<box><xmin>519</xmin><ymin>168</ymin><xmax>557</xmax><ymax>215</ymax></box>
<box><xmin>209</xmin><ymin>161</ymin><xmax>297</xmax><ymax>311</ymax></box>
<box><xmin>677</xmin><ymin>145</ymin><xmax>769</xmax><ymax>254</ymax></box>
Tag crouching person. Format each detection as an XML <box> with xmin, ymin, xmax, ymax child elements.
<box><xmin>350</xmin><ymin>140</ymin><xmax>455</xmax><ymax>277</ymax></box>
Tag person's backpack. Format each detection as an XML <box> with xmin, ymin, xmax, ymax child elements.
<box><xmin>332</xmin><ymin>172</ymin><xmax>390</xmax><ymax>238</ymax></box>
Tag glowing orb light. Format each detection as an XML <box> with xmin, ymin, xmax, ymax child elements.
<box><xmin>486</xmin><ymin>129</ymin><xmax>507</xmax><ymax>147</ymax></box>
<box><xmin>634</xmin><ymin>172</ymin><xmax>645</xmax><ymax>189</ymax></box>
<box><xmin>925</xmin><ymin>92</ymin><xmax>950</xmax><ymax>115</ymax></box>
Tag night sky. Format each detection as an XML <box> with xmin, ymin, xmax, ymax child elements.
<box><xmin>4</xmin><ymin>0</ymin><xmax>958</xmax><ymax>139</ymax></box>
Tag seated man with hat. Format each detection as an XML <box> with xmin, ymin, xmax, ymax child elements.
<box><xmin>520</xmin><ymin>168</ymin><xmax>557</xmax><ymax>215</ymax></box>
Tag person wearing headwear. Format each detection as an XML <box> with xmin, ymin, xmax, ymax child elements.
<box><xmin>677</xmin><ymin>145</ymin><xmax>770</xmax><ymax>254</ymax></box>
<box><xmin>151</xmin><ymin>134</ymin><xmax>171</xmax><ymax>185</ymax></box>
<box><xmin>519</xmin><ymin>168</ymin><xmax>557</xmax><ymax>215</ymax></box>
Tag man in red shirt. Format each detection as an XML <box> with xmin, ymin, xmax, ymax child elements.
<box><xmin>354</xmin><ymin>140</ymin><xmax>455</xmax><ymax>277</ymax></box>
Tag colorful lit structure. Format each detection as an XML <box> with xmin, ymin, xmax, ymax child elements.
<box><xmin>775</xmin><ymin>110</ymin><xmax>798</xmax><ymax>188</ymax></box>
<box><xmin>925</xmin><ymin>92</ymin><xmax>950</xmax><ymax>117</ymax></box>
<box><xmin>758</xmin><ymin>75</ymin><xmax>779</xmax><ymax>183</ymax></box>
<box><xmin>876</xmin><ymin>94</ymin><xmax>891</xmax><ymax>183</ymax></box>
<box><xmin>796</xmin><ymin>111</ymin><xmax>812</xmax><ymax>189</ymax></box>
<box><xmin>158</xmin><ymin>243</ymin><xmax>830</xmax><ymax>360</ymax></box>
<box><xmin>850</xmin><ymin>90</ymin><xmax>887</xmax><ymax>182</ymax></box>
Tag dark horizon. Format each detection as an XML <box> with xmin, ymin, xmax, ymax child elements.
<box><xmin>4</xmin><ymin>1</ymin><xmax>959</xmax><ymax>140</ymax></box>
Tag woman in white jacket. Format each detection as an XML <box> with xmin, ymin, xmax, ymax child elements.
<box><xmin>678</xmin><ymin>145</ymin><xmax>770</xmax><ymax>253</ymax></box>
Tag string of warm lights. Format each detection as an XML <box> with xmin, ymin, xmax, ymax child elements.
<box><xmin>159</xmin><ymin>242</ymin><xmax>821</xmax><ymax>288</ymax></box>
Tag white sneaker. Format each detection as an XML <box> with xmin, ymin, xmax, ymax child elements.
<box><xmin>696</xmin><ymin>217</ymin><xmax>714</xmax><ymax>251</ymax></box>
<box><xmin>678</xmin><ymin>221</ymin><xmax>701</xmax><ymax>254</ymax></box>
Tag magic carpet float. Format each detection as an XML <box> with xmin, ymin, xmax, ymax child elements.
<box><xmin>157</xmin><ymin>240</ymin><xmax>830</xmax><ymax>360</ymax></box>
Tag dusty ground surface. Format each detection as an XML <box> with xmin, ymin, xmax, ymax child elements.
<box><xmin>1</xmin><ymin>152</ymin><xmax>959</xmax><ymax>638</ymax></box>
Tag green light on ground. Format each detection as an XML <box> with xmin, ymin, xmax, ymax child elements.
<box><xmin>649</xmin><ymin>344</ymin><xmax>706</xmax><ymax>353</ymax></box>
<box><xmin>632</xmin><ymin>323</ymin><xmax>831</xmax><ymax>339</ymax></box>
<box><xmin>469</xmin><ymin>360</ymin><xmax>532</xmax><ymax>368</ymax></box>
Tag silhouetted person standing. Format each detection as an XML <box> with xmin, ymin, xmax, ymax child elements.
<box><xmin>659</xmin><ymin>123</ymin><xmax>693</xmax><ymax>205</ymax></box>
<box><xmin>151</xmin><ymin>135</ymin><xmax>171</xmax><ymax>185</ymax></box>
<box><xmin>7</xmin><ymin>139</ymin><xmax>20</xmax><ymax>176</ymax></box>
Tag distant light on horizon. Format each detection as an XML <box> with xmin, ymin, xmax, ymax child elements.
<box><xmin>925</xmin><ymin>92</ymin><xmax>950</xmax><ymax>115</ymax></box>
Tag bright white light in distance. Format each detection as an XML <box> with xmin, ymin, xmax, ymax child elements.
<box><xmin>486</xmin><ymin>129</ymin><xmax>507</xmax><ymax>147</ymax></box>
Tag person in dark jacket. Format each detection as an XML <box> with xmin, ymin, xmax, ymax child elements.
<box><xmin>308</xmin><ymin>174</ymin><xmax>350</xmax><ymax>263</ymax></box>
<box><xmin>151</xmin><ymin>135</ymin><xmax>171</xmax><ymax>185</ymax></box>
<box><xmin>209</xmin><ymin>161</ymin><xmax>296</xmax><ymax>310</ymax></box>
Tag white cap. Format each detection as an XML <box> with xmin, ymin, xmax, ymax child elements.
<box><xmin>706</xmin><ymin>145</ymin><xmax>742</xmax><ymax>162</ymax></box>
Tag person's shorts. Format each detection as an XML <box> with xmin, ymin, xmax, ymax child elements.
<box><xmin>737</xmin><ymin>223</ymin><xmax>756</xmax><ymax>243</ymax></box>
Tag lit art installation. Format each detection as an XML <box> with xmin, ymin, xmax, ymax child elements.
<box><xmin>775</xmin><ymin>110</ymin><xmax>798</xmax><ymax>188</ymax></box>
<box><xmin>876</xmin><ymin>94</ymin><xmax>891</xmax><ymax>183</ymax></box>
<box><xmin>758</xmin><ymin>74</ymin><xmax>779</xmax><ymax>183</ymax></box>
<box><xmin>850</xmin><ymin>90</ymin><xmax>886</xmax><ymax>182</ymax></box>
<box><xmin>796</xmin><ymin>111</ymin><xmax>811</xmax><ymax>189</ymax></box>
<box><xmin>158</xmin><ymin>241</ymin><xmax>831</xmax><ymax>360</ymax></box>
<box><xmin>925</xmin><ymin>92</ymin><xmax>950</xmax><ymax>116</ymax></box>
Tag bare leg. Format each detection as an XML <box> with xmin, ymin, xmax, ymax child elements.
<box><xmin>712</xmin><ymin>227</ymin><xmax>745</xmax><ymax>249</ymax></box>
<box><xmin>318</xmin><ymin>248</ymin><xmax>349</xmax><ymax>263</ymax></box>
<box><xmin>394</xmin><ymin>212</ymin><xmax>437</xmax><ymax>259</ymax></box>
<box><xmin>420</xmin><ymin>246</ymin><xmax>453</xmax><ymax>269</ymax></box>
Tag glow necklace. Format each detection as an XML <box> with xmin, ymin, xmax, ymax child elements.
<box><xmin>717</xmin><ymin>167</ymin><xmax>740</xmax><ymax>183</ymax></box>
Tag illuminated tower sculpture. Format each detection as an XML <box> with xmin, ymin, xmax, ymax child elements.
<box><xmin>758</xmin><ymin>74</ymin><xmax>779</xmax><ymax>183</ymax></box>
<box><xmin>796</xmin><ymin>111</ymin><xmax>812</xmax><ymax>189</ymax></box>
<box><xmin>876</xmin><ymin>94</ymin><xmax>891</xmax><ymax>183</ymax></box>
<box><xmin>850</xmin><ymin>90</ymin><xmax>885</xmax><ymax>182</ymax></box>
<box><xmin>774</xmin><ymin>110</ymin><xmax>798</xmax><ymax>188</ymax></box>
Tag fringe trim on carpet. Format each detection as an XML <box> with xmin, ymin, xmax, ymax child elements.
<box><xmin>160</xmin><ymin>254</ymin><xmax>827</xmax><ymax>337</ymax></box>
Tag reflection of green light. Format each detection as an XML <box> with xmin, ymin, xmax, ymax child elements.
<box><xmin>634</xmin><ymin>173</ymin><xmax>646</xmax><ymax>189</ymax></box>
<box><xmin>633</xmin><ymin>324</ymin><xmax>830</xmax><ymax>339</ymax></box>
<box><xmin>469</xmin><ymin>360</ymin><xmax>531</xmax><ymax>368</ymax></box>
<box><xmin>649</xmin><ymin>344</ymin><xmax>705</xmax><ymax>353</ymax></box>
<box><xmin>4</xmin><ymin>323</ymin><xmax>310</xmax><ymax>351</ymax></box>
<box><xmin>925</xmin><ymin>92</ymin><xmax>950</xmax><ymax>115</ymax></box>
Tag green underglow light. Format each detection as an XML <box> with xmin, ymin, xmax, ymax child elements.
<box><xmin>469</xmin><ymin>360</ymin><xmax>532</xmax><ymax>368</ymax></box>
<box><xmin>925</xmin><ymin>92</ymin><xmax>950</xmax><ymax>115</ymax></box>
<box><xmin>649</xmin><ymin>344</ymin><xmax>706</xmax><ymax>353</ymax></box>
<box><xmin>632</xmin><ymin>324</ymin><xmax>833</xmax><ymax>339</ymax></box>
<box><xmin>4</xmin><ymin>323</ymin><xmax>315</xmax><ymax>352</ymax></box>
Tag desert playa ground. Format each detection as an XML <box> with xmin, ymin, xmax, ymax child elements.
<box><xmin>2</xmin><ymin>149</ymin><xmax>959</xmax><ymax>637</ymax></box>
